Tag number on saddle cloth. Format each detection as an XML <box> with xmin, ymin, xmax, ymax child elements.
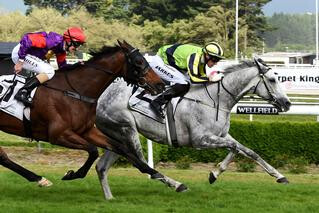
<box><xmin>0</xmin><ymin>75</ymin><xmax>31</xmax><ymax>121</ymax></box>
<box><xmin>0</xmin><ymin>75</ymin><xmax>25</xmax><ymax>104</ymax></box>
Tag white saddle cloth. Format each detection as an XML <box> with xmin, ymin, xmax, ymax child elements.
<box><xmin>128</xmin><ymin>87</ymin><xmax>178</xmax><ymax>123</ymax></box>
<box><xmin>0</xmin><ymin>75</ymin><xmax>37</xmax><ymax>121</ymax></box>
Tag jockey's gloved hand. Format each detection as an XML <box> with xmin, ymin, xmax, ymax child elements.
<box><xmin>208</xmin><ymin>71</ymin><xmax>224</xmax><ymax>82</ymax></box>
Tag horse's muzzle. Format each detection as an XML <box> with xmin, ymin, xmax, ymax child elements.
<box><xmin>274</xmin><ymin>98</ymin><xmax>291</xmax><ymax>112</ymax></box>
<box><xmin>138</xmin><ymin>78</ymin><xmax>165</xmax><ymax>95</ymax></box>
<box><xmin>148</xmin><ymin>82</ymin><xmax>165</xmax><ymax>95</ymax></box>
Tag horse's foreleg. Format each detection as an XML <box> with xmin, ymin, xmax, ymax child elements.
<box><xmin>85</xmin><ymin>127</ymin><xmax>188</xmax><ymax>193</ymax></box>
<box><xmin>196</xmin><ymin>134</ymin><xmax>288</xmax><ymax>184</ymax></box>
<box><xmin>0</xmin><ymin>147</ymin><xmax>52</xmax><ymax>187</ymax></box>
<box><xmin>225</xmin><ymin>134</ymin><xmax>288</xmax><ymax>183</ymax></box>
<box><xmin>96</xmin><ymin>150</ymin><xmax>120</xmax><ymax>200</ymax></box>
<box><xmin>209</xmin><ymin>151</ymin><xmax>236</xmax><ymax>184</ymax></box>
<box><xmin>52</xmin><ymin>130</ymin><xmax>99</xmax><ymax>180</ymax></box>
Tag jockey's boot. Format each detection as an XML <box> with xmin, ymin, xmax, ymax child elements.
<box><xmin>150</xmin><ymin>95</ymin><xmax>168</xmax><ymax>118</ymax></box>
<box><xmin>150</xmin><ymin>83</ymin><xmax>190</xmax><ymax>118</ymax></box>
<box><xmin>15</xmin><ymin>76</ymin><xmax>41</xmax><ymax>106</ymax></box>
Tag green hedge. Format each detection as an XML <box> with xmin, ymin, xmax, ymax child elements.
<box><xmin>140</xmin><ymin>121</ymin><xmax>319</xmax><ymax>165</ymax></box>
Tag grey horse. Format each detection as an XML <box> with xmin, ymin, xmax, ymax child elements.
<box><xmin>95</xmin><ymin>59</ymin><xmax>291</xmax><ymax>199</ymax></box>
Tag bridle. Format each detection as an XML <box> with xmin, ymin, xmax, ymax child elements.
<box><xmin>220</xmin><ymin>58</ymin><xmax>277</xmax><ymax>104</ymax></box>
<box><xmin>44</xmin><ymin>47</ymin><xmax>152</xmax><ymax>104</ymax></box>
<box><xmin>123</xmin><ymin>47</ymin><xmax>150</xmax><ymax>87</ymax></box>
<box><xmin>204</xmin><ymin>58</ymin><xmax>277</xmax><ymax>121</ymax></box>
<box><xmin>183</xmin><ymin>59</ymin><xmax>280</xmax><ymax>121</ymax></box>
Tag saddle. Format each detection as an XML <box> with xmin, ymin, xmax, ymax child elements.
<box><xmin>0</xmin><ymin>74</ymin><xmax>36</xmax><ymax>121</ymax></box>
<box><xmin>128</xmin><ymin>87</ymin><xmax>179</xmax><ymax>123</ymax></box>
<box><xmin>128</xmin><ymin>87</ymin><xmax>180</xmax><ymax>147</ymax></box>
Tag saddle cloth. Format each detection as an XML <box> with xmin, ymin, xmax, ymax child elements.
<box><xmin>128</xmin><ymin>87</ymin><xmax>178</xmax><ymax>123</ymax></box>
<box><xmin>0</xmin><ymin>74</ymin><xmax>36</xmax><ymax>121</ymax></box>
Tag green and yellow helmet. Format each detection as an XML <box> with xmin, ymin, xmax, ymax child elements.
<box><xmin>203</xmin><ymin>42</ymin><xmax>224</xmax><ymax>59</ymax></box>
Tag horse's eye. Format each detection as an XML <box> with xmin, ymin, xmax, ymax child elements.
<box><xmin>135</xmin><ymin>58</ymin><xmax>143</xmax><ymax>65</ymax></box>
<box><xmin>268</xmin><ymin>78</ymin><xmax>276</xmax><ymax>83</ymax></box>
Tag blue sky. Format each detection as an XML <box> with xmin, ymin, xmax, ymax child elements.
<box><xmin>0</xmin><ymin>0</ymin><xmax>317</xmax><ymax>16</ymax></box>
<box><xmin>263</xmin><ymin>0</ymin><xmax>316</xmax><ymax>16</ymax></box>
<box><xmin>0</xmin><ymin>0</ymin><xmax>27</xmax><ymax>13</ymax></box>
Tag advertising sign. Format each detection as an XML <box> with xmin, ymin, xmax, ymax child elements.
<box><xmin>236</xmin><ymin>105</ymin><xmax>278</xmax><ymax>114</ymax></box>
<box><xmin>273</xmin><ymin>67</ymin><xmax>319</xmax><ymax>93</ymax></box>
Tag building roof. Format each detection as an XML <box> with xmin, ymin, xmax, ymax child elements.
<box><xmin>257</xmin><ymin>51</ymin><xmax>314</xmax><ymax>58</ymax></box>
<box><xmin>0</xmin><ymin>42</ymin><xmax>18</xmax><ymax>55</ymax></box>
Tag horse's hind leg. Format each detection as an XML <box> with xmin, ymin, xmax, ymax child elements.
<box><xmin>85</xmin><ymin>127</ymin><xmax>188</xmax><ymax>193</ymax></box>
<box><xmin>51</xmin><ymin>129</ymin><xmax>99</xmax><ymax>180</ymax></box>
<box><xmin>96</xmin><ymin>150</ymin><xmax>120</xmax><ymax>200</ymax></box>
<box><xmin>62</xmin><ymin>143</ymin><xmax>99</xmax><ymax>180</ymax></box>
<box><xmin>0</xmin><ymin>147</ymin><xmax>52</xmax><ymax>187</ymax></box>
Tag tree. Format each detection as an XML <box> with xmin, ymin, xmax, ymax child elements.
<box><xmin>128</xmin><ymin>0</ymin><xmax>216</xmax><ymax>24</ymax></box>
<box><xmin>0</xmin><ymin>11</ymin><xmax>29</xmax><ymax>41</ymax></box>
<box><xmin>23</xmin><ymin>0</ymin><xmax>112</xmax><ymax>15</ymax></box>
<box><xmin>142</xmin><ymin>6</ymin><xmax>251</xmax><ymax>58</ymax></box>
<box><xmin>136</xmin><ymin>0</ymin><xmax>271</xmax><ymax>55</ymax></box>
<box><xmin>263</xmin><ymin>13</ymin><xmax>316</xmax><ymax>52</ymax></box>
<box><xmin>0</xmin><ymin>8</ymin><xmax>146</xmax><ymax>51</ymax></box>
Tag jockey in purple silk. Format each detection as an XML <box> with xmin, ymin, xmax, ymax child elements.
<box><xmin>11</xmin><ymin>27</ymin><xmax>86</xmax><ymax>105</ymax></box>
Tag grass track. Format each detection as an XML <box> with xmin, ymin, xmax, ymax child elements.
<box><xmin>0</xmin><ymin>166</ymin><xmax>318</xmax><ymax>213</ymax></box>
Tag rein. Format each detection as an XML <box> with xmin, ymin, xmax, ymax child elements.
<box><xmin>220</xmin><ymin>79</ymin><xmax>239</xmax><ymax>101</ymax></box>
<box><xmin>220</xmin><ymin>60</ymin><xmax>277</xmax><ymax>104</ymax></box>
<box><xmin>41</xmin><ymin>45</ymin><xmax>152</xmax><ymax>104</ymax></box>
<box><xmin>43</xmin><ymin>84</ymin><xmax>97</xmax><ymax>104</ymax></box>
<box><xmin>42</xmin><ymin>63</ymin><xmax>118</xmax><ymax>104</ymax></box>
<box><xmin>42</xmin><ymin>47</ymin><xmax>148</xmax><ymax>104</ymax></box>
<box><xmin>182</xmin><ymin>94</ymin><xmax>230</xmax><ymax>113</ymax></box>
<box><xmin>182</xmin><ymin>60</ymin><xmax>277</xmax><ymax>121</ymax></box>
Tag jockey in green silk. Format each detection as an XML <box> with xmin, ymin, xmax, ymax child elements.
<box><xmin>146</xmin><ymin>41</ymin><xmax>225</xmax><ymax>117</ymax></box>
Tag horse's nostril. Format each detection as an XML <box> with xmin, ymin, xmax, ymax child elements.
<box><xmin>286</xmin><ymin>101</ymin><xmax>291</xmax><ymax>107</ymax></box>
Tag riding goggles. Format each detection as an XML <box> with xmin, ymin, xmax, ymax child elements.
<box><xmin>71</xmin><ymin>41</ymin><xmax>84</xmax><ymax>48</ymax></box>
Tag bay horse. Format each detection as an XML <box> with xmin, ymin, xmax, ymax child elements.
<box><xmin>95</xmin><ymin>58</ymin><xmax>291</xmax><ymax>199</ymax></box>
<box><xmin>0</xmin><ymin>40</ymin><xmax>165</xmax><ymax>187</ymax></box>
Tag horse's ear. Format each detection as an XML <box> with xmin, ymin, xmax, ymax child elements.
<box><xmin>254</xmin><ymin>57</ymin><xmax>271</xmax><ymax>74</ymax></box>
<box><xmin>123</xmin><ymin>40</ymin><xmax>133</xmax><ymax>49</ymax></box>
<box><xmin>117</xmin><ymin>39</ymin><xmax>123</xmax><ymax>47</ymax></box>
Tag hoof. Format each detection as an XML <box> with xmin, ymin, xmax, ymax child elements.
<box><xmin>176</xmin><ymin>184</ymin><xmax>188</xmax><ymax>192</ymax></box>
<box><xmin>62</xmin><ymin>170</ymin><xmax>75</xmax><ymax>180</ymax></box>
<box><xmin>209</xmin><ymin>172</ymin><xmax>217</xmax><ymax>184</ymax></box>
<box><xmin>277</xmin><ymin>177</ymin><xmax>289</xmax><ymax>184</ymax></box>
<box><xmin>38</xmin><ymin>177</ymin><xmax>53</xmax><ymax>187</ymax></box>
<box><xmin>104</xmin><ymin>195</ymin><xmax>115</xmax><ymax>200</ymax></box>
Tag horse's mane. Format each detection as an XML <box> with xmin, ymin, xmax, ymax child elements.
<box><xmin>57</xmin><ymin>45</ymin><xmax>121</xmax><ymax>72</ymax></box>
<box><xmin>57</xmin><ymin>62</ymin><xmax>83</xmax><ymax>72</ymax></box>
<box><xmin>88</xmin><ymin>45</ymin><xmax>121</xmax><ymax>61</ymax></box>
<box><xmin>223</xmin><ymin>60</ymin><xmax>255</xmax><ymax>74</ymax></box>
